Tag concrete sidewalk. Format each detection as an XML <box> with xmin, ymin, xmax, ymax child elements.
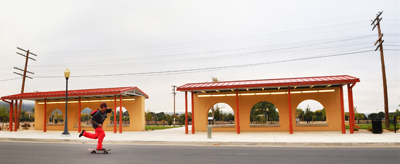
<box><xmin>1</xmin><ymin>126</ymin><xmax>399</xmax><ymax>147</ymax></box>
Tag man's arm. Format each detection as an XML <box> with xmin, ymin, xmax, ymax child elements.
<box><xmin>106</xmin><ymin>108</ymin><xmax>112</xmax><ymax>113</ymax></box>
<box><xmin>91</xmin><ymin>120</ymin><xmax>100</xmax><ymax>127</ymax></box>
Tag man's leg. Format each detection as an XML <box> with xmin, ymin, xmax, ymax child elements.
<box><xmin>83</xmin><ymin>130</ymin><xmax>98</xmax><ymax>139</ymax></box>
<box><xmin>95</xmin><ymin>127</ymin><xmax>105</xmax><ymax>150</ymax></box>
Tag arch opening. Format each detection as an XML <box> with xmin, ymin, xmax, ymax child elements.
<box><xmin>48</xmin><ymin>109</ymin><xmax>63</xmax><ymax>125</ymax></box>
<box><xmin>79</xmin><ymin>107</ymin><xmax>94</xmax><ymax>127</ymax></box>
<box><xmin>207</xmin><ymin>103</ymin><xmax>234</xmax><ymax>126</ymax></box>
<box><xmin>296</xmin><ymin>99</ymin><xmax>326</xmax><ymax>124</ymax></box>
<box><xmin>250</xmin><ymin>101</ymin><xmax>279</xmax><ymax>125</ymax></box>
<box><xmin>111</xmin><ymin>107</ymin><xmax>130</xmax><ymax>125</ymax></box>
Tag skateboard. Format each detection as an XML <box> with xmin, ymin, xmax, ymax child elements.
<box><xmin>89</xmin><ymin>148</ymin><xmax>111</xmax><ymax>154</ymax></box>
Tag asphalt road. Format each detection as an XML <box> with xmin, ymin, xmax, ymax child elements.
<box><xmin>0</xmin><ymin>141</ymin><xmax>399</xmax><ymax>164</ymax></box>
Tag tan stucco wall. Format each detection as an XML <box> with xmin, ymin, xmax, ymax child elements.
<box><xmin>193</xmin><ymin>87</ymin><xmax>342</xmax><ymax>132</ymax></box>
<box><xmin>34</xmin><ymin>96</ymin><xmax>146</xmax><ymax>131</ymax></box>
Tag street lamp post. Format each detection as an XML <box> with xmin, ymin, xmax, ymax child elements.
<box><xmin>62</xmin><ymin>68</ymin><xmax>70</xmax><ymax>136</ymax></box>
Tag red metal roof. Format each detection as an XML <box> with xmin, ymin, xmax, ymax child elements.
<box><xmin>177</xmin><ymin>75</ymin><xmax>359</xmax><ymax>91</ymax></box>
<box><xmin>1</xmin><ymin>86</ymin><xmax>149</xmax><ymax>100</ymax></box>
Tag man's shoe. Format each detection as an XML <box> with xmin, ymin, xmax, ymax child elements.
<box><xmin>97</xmin><ymin>148</ymin><xmax>106</xmax><ymax>151</ymax></box>
<box><xmin>79</xmin><ymin>130</ymin><xmax>85</xmax><ymax>138</ymax></box>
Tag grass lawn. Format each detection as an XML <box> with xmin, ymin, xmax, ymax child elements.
<box><xmin>345</xmin><ymin>123</ymin><xmax>398</xmax><ymax>129</ymax></box>
<box><xmin>145</xmin><ymin>125</ymin><xmax>182</xmax><ymax>130</ymax></box>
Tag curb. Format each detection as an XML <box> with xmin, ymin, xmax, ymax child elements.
<box><xmin>1</xmin><ymin>138</ymin><xmax>399</xmax><ymax>147</ymax></box>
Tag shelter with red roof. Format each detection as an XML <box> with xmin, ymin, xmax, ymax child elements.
<box><xmin>1</xmin><ymin>86</ymin><xmax>149</xmax><ymax>133</ymax></box>
<box><xmin>177</xmin><ymin>75</ymin><xmax>360</xmax><ymax>134</ymax></box>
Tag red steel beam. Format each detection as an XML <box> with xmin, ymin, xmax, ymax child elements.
<box><xmin>288</xmin><ymin>87</ymin><xmax>293</xmax><ymax>134</ymax></box>
<box><xmin>347</xmin><ymin>84</ymin><xmax>354</xmax><ymax>134</ymax></box>
<box><xmin>191</xmin><ymin>91</ymin><xmax>195</xmax><ymax>134</ymax></box>
<box><xmin>185</xmin><ymin>92</ymin><xmax>188</xmax><ymax>134</ymax></box>
<box><xmin>114</xmin><ymin>95</ymin><xmax>117</xmax><ymax>133</ymax></box>
<box><xmin>78</xmin><ymin>97</ymin><xmax>81</xmax><ymax>133</ymax></box>
<box><xmin>349</xmin><ymin>83</ymin><xmax>360</xmax><ymax>129</ymax></box>
<box><xmin>44</xmin><ymin>98</ymin><xmax>47</xmax><ymax>132</ymax></box>
<box><xmin>235</xmin><ymin>89</ymin><xmax>240</xmax><ymax>134</ymax></box>
<box><xmin>10</xmin><ymin>100</ymin><xmax>14</xmax><ymax>131</ymax></box>
<box><xmin>119</xmin><ymin>94</ymin><xmax>122</xmax><ymax>133</ymax></box>
<box><xmin>14</xmin><ymin>100</ymin><xmax>17</xmax><ymax>131</ymax></box>
<box><xmin>339</xmin><ymin>85</ymin><xmax>346</xmax><ymax>134</ymax></box>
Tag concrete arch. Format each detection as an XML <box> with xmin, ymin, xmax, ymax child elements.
<box><xmin>250</xmin><ymin>101</ymin><xmax>280</xmax><ymax>125</ymax></box>
<box><xmin>293</xmin><ymin>98</ymin><xmax>330</xmax><ymax>124</ymax></box>
<box><xmin>46</xmin><ymin>108</ymin><xmax>63</xmax><ymax>125</ymax></box>
<box><xmin>206</xmin><ymin>102</ymin><xmax>235</xmax><ymax>126</ymax></box>
<box><xmin>290</xmin><ymin>90</ymin><xmax>340</xmax><ymax>131</ymax></box>
<box><xmin>73</xmin><ymin>107</ymin><xmax>95</xmax><ymax>127</ymax></box>
<box><xmin>198</xmin><ymin>99</ymin><xmax>236</xmax><ymax>121</ymax></box>
<box><xmin>195</xmin><ymin>96</ymin><xmax>237</xmax><ymax>132</ymax></box>
<box><xmin>239</xmin><ymin>94</ymin><xmax>289</xmax><ymax>131</ymax></box>
<box><xmin>296</xmin><ymin>99</ymin><xmax>327</xmax><ymax>123</ymax></box>
<box><xmin>113</xmin><ymin>106</ymin><xmax>130</xmax><ymax>125</ymax></box>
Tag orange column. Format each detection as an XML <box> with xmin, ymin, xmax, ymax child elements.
<box><xmin>287</xmin><ymin>87</ymin><xmax>293</xmax><ymax>134</ymax></box>
<box><xmin>10</xmin><ymin>100</ymin><xmax>13</xmax><ymax>131</ymax></box>
<box><xmin>339</xmin><ymin>85</ymin><xmax>346</xmax><ymax>134</ymax></box>
<box><xmin>44</xmin><ymin>98</ymin><xmax>47</xmax><ymax>132</ymax></box>
<box><xmin>191</xmin><ymin>91</ymin><xmax>195</xmax><ymax>134</ymax></box>
<box><xmin>114</xmin><ymin>95</ymin><xmax>117</xmax><ymax>133</ymax></box>
<box><xmin>78</xmin><ymin>97</ymin><xmax>81</xmax><ymax>133</ymax></box>
<box><xmin>185</xmin><ymin>91</ymin><xmax>188</xmax><ymax>134</ymax></box>
<box><xmin>14</xmin><ymin>100</ymin><xmax>18</xmax><ymax>131</ymax></box>
<box><xmin>235</xmin><ymin>89</ymin><xmax>240</xmax><ymax>134</ymax></box>
<box><xmin>347</xmin><ymin>84</ymin><xmax>354</xmax><ymax>134</ymax></box>
<box><xmin>119</xmin><ymin>94</ymin><xmax>122</xmax><ymax>133</ymax></box>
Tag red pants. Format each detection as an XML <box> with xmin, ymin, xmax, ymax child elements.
<box><xmin>83</xmin><ymin>127</ymin><xmax>105</xmax><ymax>150</ymax></box>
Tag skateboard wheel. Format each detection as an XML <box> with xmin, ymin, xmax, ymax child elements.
<box><xmin>105</xmin><ymin>151</ymin><xmax>108</xmax><ymax>154</ymax></box>
<box><xmin>91</xmin><ymin>152</ymin><xmax>94</xmax><ymax>154</ymax></box>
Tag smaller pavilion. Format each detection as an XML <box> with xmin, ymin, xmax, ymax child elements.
<box><xmin>1</xmin><ymin>86</ymin><xmax>149</xmax><ymax>133</ymax></box>
<box><xmin>177</xmin><ymin>75</ymin><xmax>360</xmax><ymax>134</ymax></box>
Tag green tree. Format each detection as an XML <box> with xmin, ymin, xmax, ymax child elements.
<box><xmin>155</xmin><ymin>112</ymin><xmax>166</xmax><ymax>121</ymax></box>
<box><xmin>295</xmin><ymin>108</ymin><xmax>304</xmax><ymax>121</ymax></box>
<box><xmin>305</xmin><ymin>105</ymin><xmax>312</xmax><ymax>120</ymax></box>
<box><xmin>377</xmin><ymin>112</ymin><xmax>385</xmax><ymax>119</ymax></box>
<box><xmin>179</xmin><ymin>113</ymin><xmax>192</xmax><ymax>123</ymax></box>
<box><xmin>225</xmin><ymin>113</ymin><xmax>234</xmax><ymax>121</ymax></box>
<box><xmin>145</xmin><ymin>109</ymin><xmax>153</xmax><ymax>121</ymax></box>
<box><xmin>168</xmin><ymin>118</ymin><xmax>172</xmax><ymax>126</ymax></box>
<box><xmin>250</xmin><ymin>101</ymin><xmax>279</xmax><ymax>124</ymax></box>
<box><xmin>0</xmin><ymin>105</ymin><xmax>9</xmax><ymax>130</ymax></box>
<box><xmin>208</xmin><ymin>105</ymin><xmax>222</xmax><ymax>121</ymax></box>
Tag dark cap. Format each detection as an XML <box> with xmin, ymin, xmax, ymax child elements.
<box><xmin>100</xmin><ymin>103</ymin><xmax>108</xmax><ymax>108</ymax></box>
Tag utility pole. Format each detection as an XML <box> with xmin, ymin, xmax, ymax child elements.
<box><xmin>172</xmin><ymin>85</ymin><xmax>177</xmax><ymax>127</ymax></box>
<box><xmin>14</xmin><ymin>47</ymin><xmax>37</xmax><ymax>129</ymax></box>
<box><xmin>371</xmin><ymin>11</ymin><xmax>390</xmax><ymax>128</ymax></box>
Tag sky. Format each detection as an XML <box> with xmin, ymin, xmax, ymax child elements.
<box><xmin>0</xmin><ymin>0</ymin><xmax>399</xmax><ymax>115</ymax></box>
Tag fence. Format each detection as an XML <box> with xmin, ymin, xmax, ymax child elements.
<box><xmin>250</xmin><ymin>121</ymin><xmax>279</xmax><ymax>125</ymax></box>
<box><xmin>146</xmin><ymin>121</ymin><xmax>182</xmax><ymax>125</ymax></box>
<box><xmin>354</xmin><ymin>119</ymin><xmax>400</xmax><ymax>124</ymax></box>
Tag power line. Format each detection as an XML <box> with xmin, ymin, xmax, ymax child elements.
<box><xmin>30</xmin><ymin>35</ymin><xmax>375</xmax><ymax>68</ymax></box>
<box><xmin>0</xmin><ymin>78</ymin><xmax>20</xmax><ymax>82</ymax></box>
<box><xmin>35</xmin><ymin>20</ymin><xmax>373</xmax><ymax>59</ymax></box>
<box><xmin>34</xmin><ymin>50</ymin><xmax>373</xmax><ymax>79</ymax></box>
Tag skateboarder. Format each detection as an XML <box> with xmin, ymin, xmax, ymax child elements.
<box><xmin>79</xmin><ymin>102</ymin><xmax>112</xmax><ymax>151</ymax></box>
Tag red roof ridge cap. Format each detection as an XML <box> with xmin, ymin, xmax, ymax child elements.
<box><xmin>179</xmin><ymin>75</ymin><xmax>356</xmax><ymax>86</ymax></box>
